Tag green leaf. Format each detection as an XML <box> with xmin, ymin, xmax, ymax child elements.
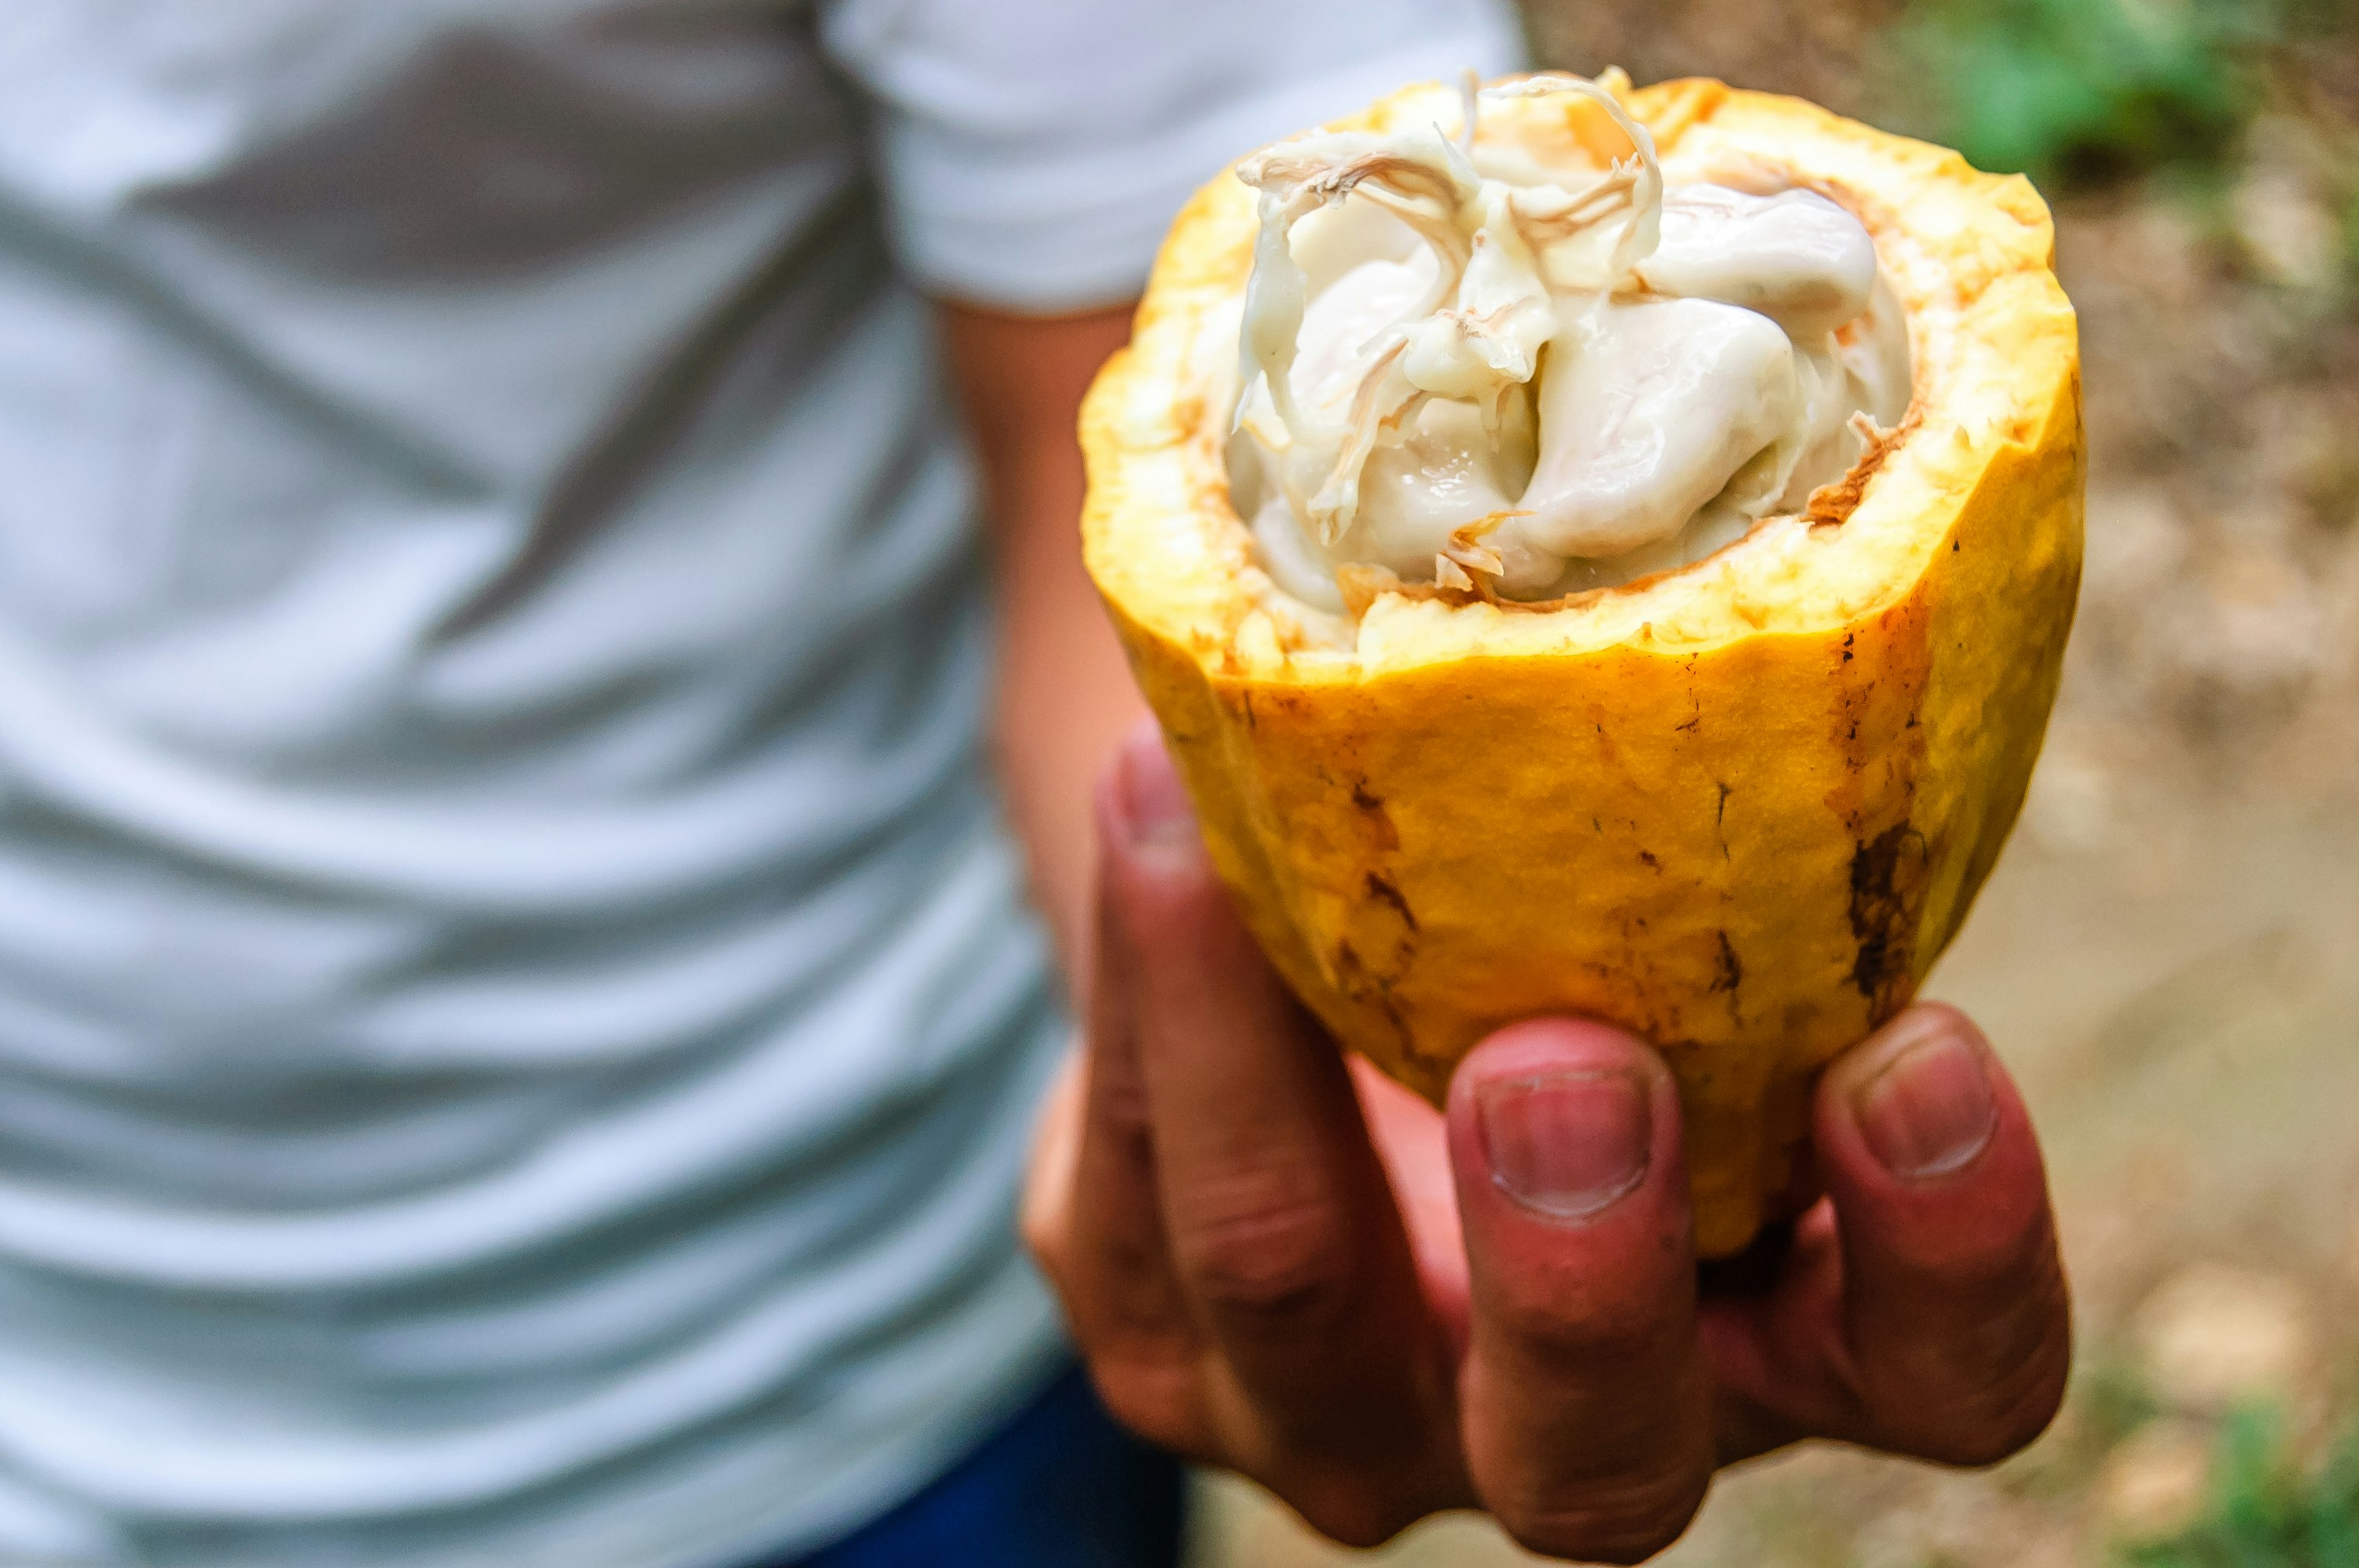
<box><xmin>1885</xmin><ymin>0</ymin><xmax>2275</xmax><ymax>189</ymax></box>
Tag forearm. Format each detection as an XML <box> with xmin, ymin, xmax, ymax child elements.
<box><xmin>940</xmin><ymin>302</ymin><xmax>1147</xmax><ymax>994</ymax></box>
<box><xmin>988</xmin><ymin>459</ymin><xmax>1146</xmax><ymax>991</ymax></box>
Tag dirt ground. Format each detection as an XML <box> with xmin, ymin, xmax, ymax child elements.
<box><xmin>1190</xmin><ymin>5</ymin><xmax>2359</xmax><ymax>1562</ymax></box>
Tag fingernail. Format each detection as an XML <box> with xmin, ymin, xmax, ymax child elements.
<box><xmin>1114</xmin><ymin>728</ymin><xmax>1195</xmax><ymax>844</ymax></box>
<box><xmin>1852</xmin><ymin>1023</ymin><xmax>1997</xmax><ymax>1180</ymax></box>
<box><xmin>1478</xmin><ymin>1069</ymin><xmax>1652</xmax><ymax>1221</ymax></box>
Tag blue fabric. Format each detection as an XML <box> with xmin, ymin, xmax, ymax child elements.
<box><xmin>781</xmin><ymin>1365</ymin><xmax>1185</xmax><ymax>1568</ymax></box>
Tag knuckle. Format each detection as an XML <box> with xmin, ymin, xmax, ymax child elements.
<box><xmin>1496</xmin><ymin>1467</ymin><xmax>1710</xmax><ymax>1565</ymax></box>
<box><xmin>1093</xmin><ymin>1072</ymin><xmax>1156</xmax><ymax>1144</ymax></box>
<box><xmin>1277</xmin><ymin>1443</ymin><xmax>1473</xmax><ymax>1549</ymax></box>
<box><xmin>1028</xmin><ymin>1207</ymin><xmax>1075</xmax><ymax>1283</ymax></box>
<box><xmin>1018</xmin><ymin>1198</ymin><xmax>1067</xmax><ymax>1278</ymax></box>
<box><xmin>1926</xmin><ymin>1424</ymin><xmax>2037</xmax><ymax>1468</ymax></box>
<box><xmin>1174</xmin><ymin>1162</ymin><xmax>1356</xmax><ymax>1330</ymax></box>
<box><xmin>1286</xmin><ymin>1478</ymin><xmax>1424</xmax><ymax>1550</ymax></box>
<box><xmin>1088</xmin><ymin>1350</ymin><xmax>1205</xmax><ymax>1457</ymax></box>
<box><xmin>1873</xmin><ymin>1295</ymin><xmax>2071</xmax><ymax>1465</ymax></box>
<box><xmin>1920</xmin><ymin>1333</ymin><xmax>2072</xmax><ymax>1465</ymax></box>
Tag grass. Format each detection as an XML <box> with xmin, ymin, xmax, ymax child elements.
<box><xmin>2114</xmin><ymin>1406</ymin><xmax>2359</xmax><ymax>1567</ymax></box>
<box><xmin>1881</xmin><ymin>0</ymin><xmax>2359</xmax><ymax>293</ymax></box>
<box><xmin>1885</xmin><ymin>0</ymin><xmax>2276</xmax><ymax>188</ymax></box>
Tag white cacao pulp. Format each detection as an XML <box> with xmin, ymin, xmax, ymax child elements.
<box><xmin>1230</xmin><ymin>74</ymin><xmax>1913</xmax><ymax>611</ymax></box>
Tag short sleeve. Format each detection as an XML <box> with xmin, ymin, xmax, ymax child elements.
<box><xmin>819</xmin><ymin>0</ymin><xmax>1528</xmax><ymax>311</ymax></box>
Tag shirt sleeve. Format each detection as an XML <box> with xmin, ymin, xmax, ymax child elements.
<box><xmin>818</xmin><ymin>0</ymin><xmax>1529</xmax><ymax>312</ymax></box>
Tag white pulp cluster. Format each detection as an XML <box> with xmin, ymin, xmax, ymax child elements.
<box><xmin>1230</xmin><ymin>74</ymin><xmax>1912</xmax><ymax>610</ymax></box>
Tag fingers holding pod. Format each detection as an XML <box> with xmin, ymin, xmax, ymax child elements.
<box><xmin>1448</xmin><ymin>1020</ymin><xmax>1717</xmax><ymax>1563</ymax></box>
<box><xmin>1699</xmin><ymin>1004</ymin><xmax>2071</xmax><ymax>1468</ymax></box>
<box><xmin>1814</xmin><ymin>1003</ymin><xmax>2070</xmax><ymax>1464</ymax></box>
<box><xmin>1024</xmin><ymin>739</ymin><xmax>1210</xmax><ymax>1455</ymax></box>
<box><xmin>1093</xmin><ymin>723</ymin><xmax>1466</xmax><ymax>1535</ymax></box>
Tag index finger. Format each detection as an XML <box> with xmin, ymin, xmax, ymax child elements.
<box><xmin>1103</xmin><ymin>725</ymin><xmax>1465</xmax><ymax>1536</ymax></box>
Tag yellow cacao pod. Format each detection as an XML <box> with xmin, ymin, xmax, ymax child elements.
<box><xmin>1081</xmin><ymin>75</ymin><xmax>2082</xmax><ymax>1256</ymax></box>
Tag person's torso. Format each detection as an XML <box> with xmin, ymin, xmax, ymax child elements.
<box><xmin>0</xmin><ymin>6</ymin><xmax>1065</xmax><ymax>1563</ymax></box>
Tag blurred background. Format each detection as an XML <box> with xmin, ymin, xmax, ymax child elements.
<box><xmin>1195</xmin><ymin>0</ymin><xmax>2359</xmax><ymax>1563</ymax></box>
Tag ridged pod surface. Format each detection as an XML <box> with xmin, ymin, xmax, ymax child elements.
<box><xmin>1081</xmin><ymin>76</ymin><xmax>2083</xmax><ymax>1257</ymax></box>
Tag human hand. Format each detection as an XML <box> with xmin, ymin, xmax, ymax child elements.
<box><xmin>1021</xmin><ymin>722</ymin><xmax>2071</xmax><ymax>1562</ymax></box>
